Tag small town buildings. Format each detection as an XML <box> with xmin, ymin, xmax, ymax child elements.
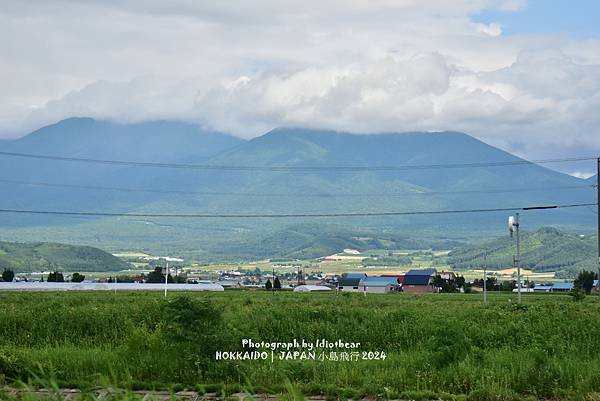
<box><xmin>402</xmin><ymin>268</ymin><xmax>436</xmax><ymax>293</ymax></box>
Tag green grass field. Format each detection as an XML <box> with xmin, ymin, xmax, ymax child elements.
<box><xmin>1</xmin><ymin>291</ymin><xmax>600</xmax><ymax>400</ymax></box>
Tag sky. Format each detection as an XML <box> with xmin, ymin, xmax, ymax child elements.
<box><xmin>1</xmin><ymin>0</ymin><xmax>599</xmax><ymax>176</ymax></box>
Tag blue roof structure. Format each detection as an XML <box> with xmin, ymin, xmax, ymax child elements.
<box><xmin>344</xmin><ymin>272</ymin><xmax>367</xmax><ymax>279</ymax></box>
<box><xmin>404</xmin><ymin>275</ymin><xmax>432</xmax><ymax>286</ymax></box>
<box><xmin>552</xmin><ymin>282</ymin><xmax>574</xmax><ymax>291</ymax></box>
<box><xmin>339</xmin><ymin>272</ymin><xmax>367</xmax><ymax>287</ymax></box>
<box><xmin>360</xmin><ymin>277</ymin><xmax>398</xmax><ymax>287</ymax></box>
<box><xmin>403</xmin><ymin>269</ymin><xmax>435</xmax><ymax>286</ymax></box>
<box><xmin>405</xmin><ymin>269</ymin><xmax>436</xmax><ymax>276</ymax></box>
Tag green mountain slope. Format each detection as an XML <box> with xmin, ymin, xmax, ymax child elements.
<box><xmin>0</xmin><ymin>117</ymin><xmax>244</xmax><ymax>226</ymax></box>
<box><xmin>0</xmin><ymin>241</ymin><xmax>131</xmax><ymax>273</ymax></box>
<box><xmin>0</xmin><ymin>122</ymin><xmax>596</xmax><ymax>259</ymax></box>
<box><xmin>448</xmin><ymin>227</ymin><xmax>596</xmax><ymax>277</ymax></box>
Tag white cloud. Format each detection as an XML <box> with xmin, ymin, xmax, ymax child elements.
<box><xmin>476</xmin><ymin>22</ymin><xmax>503</xmax><ymax>37</ymax></box>
<box><xmin>0</xmin><ymin>0</ymin><xmax>599</xmax><ymax>161</ymax></box>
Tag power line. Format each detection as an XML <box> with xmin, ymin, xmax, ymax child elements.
<box><xmin>2</xmin><ymin>177</ymin><xmax>596</xmax><ymax>197</ymax></box>
<box><xmin>0</xmin><ymin>150</ymin><xmax>595</xmax><ymax>171</ymax></box>
<box><xmin>0</xmin><ymin>203</ymin><xmax>593</xmax><ymax>219</ymax></box>
<box><xmin>0</xmin><ymin>178</ymin><xmax>594</xmax><ymax>198</ymax></box>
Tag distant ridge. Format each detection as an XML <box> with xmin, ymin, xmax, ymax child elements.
<box><xmin>0</xmin><ymin>120</ymin><xmax>596</xmax><ymax>259</ymax></box>
<box><xmin>0</xmin><ymin>240</ymin><xmax>131</xmax><ymax>273</ymax></box>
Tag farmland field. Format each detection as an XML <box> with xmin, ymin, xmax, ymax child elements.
<box><xmin>1</xmin><ymin>291</ymin><xmax>600</xmax><ymax>400</ymax></box>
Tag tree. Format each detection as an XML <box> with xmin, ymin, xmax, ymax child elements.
<box><xmin>47</xmin><ymin>271</ymin><xmax>64</xmax><ymax>282</ymax></box>
<box><xmin>432</xmin><ymin>274</ymin><xmax>466</xmax><ymax>293</ymax></box>
<box><xmin>455</xmin><ymin>275</ymin><xmax>466</xmax><ymax>290</ymax></box>
<box><xmin>146</xmin><ymin>266</ymin><xmax>165</xmax><ymax>283</ymax></box>
<box><xmin>274</xmin><ymin>277</ymin><xmax>282</xmax><ymax>290</ymax></box>
<box><xmin>71</xmin><ymin>272</ymin><xmax>85</xmax><ymax>283</ymax></box>
<box><xmin>2</xmin><ymin>269</ymin><xmax>15</xmax><ymax>282</ymax></box>
<box><xmin>485</xmin><ymin>277</ymin><xmax>498</xmax><ymax>291</ymax></box>
<box><xmin>432</xmin><ymin>275</ymin><xmax>445</xmax><ymax>290</ymax></box>
<box><xmin>265</xmin><ymin>279</ymin><xmax>272</xmax><ymax>291</ymax></box>
<box><xmin>116</xmin><ymin>275</ymin><xmax>134</xmax><ymax>283</ymax></box>
<box><xmin>574</xmin><ymin>270</ymin><xmax>597</xmax><ymax>294</ymax></box>
<box><xmin>473</xmin><ymin>277</ymin><xmax>498</xmax><ymax>291</ymax></box>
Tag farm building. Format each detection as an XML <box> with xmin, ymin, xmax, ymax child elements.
<box><xmin>293</xmin><ymin>285</ymin><xmax>332</xmax><ymax>292</ymax></box>
<box><xmin>338</xmin><ymin>272</ymin><xmax>367</xmax><ymax>292</ymax></box>
<box><xmin>533</xmin><ymin>285</ymin><xmax>553</xmax><ymax>292</ymax></box>
<box><xmin>403</xmin><ymin>269</ymin><xmax>436</xmax><ymax>293</ymax></box>
<box><xmin>551</xmin><ymin>282</ymin><xmax>574</xmax><ymax>292</ymax></box>
<box><xmin>359</xmin><ymin>277</ymin><xmax>399</xmax><ymax>294</ymax></box>
<box><xmin>380</xmin><ymin>274</ymin><xmax>405</xmax><ymax>284</ymax></box>
<box><xmin>511</xmin><ymin>288</ymin><xmax>535</xmax><ymax>293</ymax></box>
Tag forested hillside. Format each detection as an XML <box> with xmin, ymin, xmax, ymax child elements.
<box><xmin>0</xmin><ymin>241</ymin><xmax>131</xmax><ymax>273</ymax></box>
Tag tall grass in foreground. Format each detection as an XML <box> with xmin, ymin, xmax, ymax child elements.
<box><xmin>1</xmin><ymin>291</ymin><xmax>600</xmax><ymax>399</ymax></box>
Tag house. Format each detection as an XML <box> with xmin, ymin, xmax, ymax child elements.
<box><xmin>403</xmin><ymin>269</ymin><xmax>436</xmax><ymax>293</ymax></box>
<box><xmin>359</xmin><ymin>276</ymin><xmax>399</xmax><ymax>294</ymax></box>
<box><xmin>338</xmin><ymin>272</ymin><xmax>367</xmax><ymax>292</ymax></box>
<box><xmin>438</xmin><ymin>271</ymin><xmax>456</xmax><ymax>280</ymax></box>
<box><xmin>551</xmin><ymin>282</ymin><xmax>574</xmax><ymax>292</ymax></box>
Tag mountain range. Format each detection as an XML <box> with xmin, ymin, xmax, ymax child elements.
<box><xmin>0</xmin><ymin>118</ymin><xmax>596</xmax><ymax>261</ymax></box>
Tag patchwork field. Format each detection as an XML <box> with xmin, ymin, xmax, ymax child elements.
<box><xmin>0</xmin><ymin>291</ymin><xmax>599</xmax><ymax>400</ymax></box>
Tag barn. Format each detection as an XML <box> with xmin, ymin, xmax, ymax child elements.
<box><xmin>402</xmin><ymin>269</ymin><xmax>436</xmax><ymax>293</ymax></box>
<box><xmin>338</xmin><ymin>272</ymin><xmax>367</xmax><ymax>292</ymax></box>
<box><xmin>359</xmin><ymin>276</ymin><xmax>400</xmax><ymax>294</ymax></box>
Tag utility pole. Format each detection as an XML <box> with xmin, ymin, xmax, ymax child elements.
<box><xmin>597</xmin><ymin>157</ymin><xmax>600</xmax><ymax>292</ymax></box>
<box><xmin>297</xmin><ymin>266</ymin><xmax>305</xmax><ymax>286</ymax></box>
<box><xmin>483</xmin><ymin>252</ymin><xmax>487</xmax><ymax>305</ymax></box>
<box><xmin>509</xmin><ymin>213</ymin><xmax>521</xmax><ymax>302</ymax></box>
<box><xmin>164</xmin><ymin>260</ymin><xmax>169</xmax><ymax>298</ymax></box>
<box><xmin>515</xmin><ymin>213</ymin><xmax>521</xmax><ymax>303</ymax></box>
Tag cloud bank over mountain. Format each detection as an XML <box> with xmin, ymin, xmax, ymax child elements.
<box><xmin>1</xmin><ymin>0</ymin><xmax>599</xmax><ymax>165</ymax></box>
